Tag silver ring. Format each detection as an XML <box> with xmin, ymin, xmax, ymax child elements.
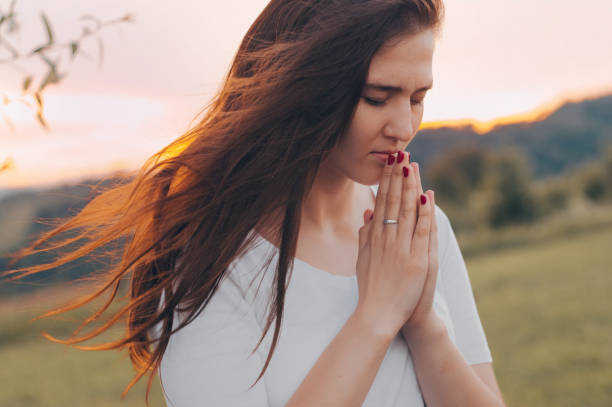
<box><xmin>383</xmin><ymin>219</ymin><xmax>399</xmax><ymax>224</ymax></box>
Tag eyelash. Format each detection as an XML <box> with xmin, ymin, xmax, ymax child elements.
<box><xmin>363</xmin><ymin>97</ymin><xmax>425</xmax><ymax>107</ymax></box>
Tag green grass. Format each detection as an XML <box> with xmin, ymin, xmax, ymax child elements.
<box><xmin>1</xmin><ymin>223</ymin><xmax>611</xmax><ymax>406</ymax></box>
<box><xmin>457</xmin><ymin>201</ymin><xmax>612</xmax><ymax>259</ymax></box>
<box><xmin>467</xmin><ymin>224</ymin><xmax>612</xmax><ymax>406</ymax></box>
<box><xmin>0</xmin><ymin>333</ymin><xmax>165</xmax><ymax>407</ymax></box>
<box><xmin>0</xmin><ymin>298</ymin><xmax>166</xmax><ymax>407</ymax></box>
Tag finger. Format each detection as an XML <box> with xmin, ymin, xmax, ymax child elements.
<box><xmin>397</xmin><ymin>155</ymin><xmax>417</xmax><ymax>244</ymax></box>
<box><xmin>410</xmin><ymin>190</ymin><xmax>432</xmax><ymax>259</ymax></box>
<box><xmin>372</xmin><ymin>152</ymin><xmax>396</xmax><ymax>236</ymax></box>
<box><xmin>423</xmin><ymin>190</ymin><xmax>439</xmax><ymax>295</ymax></box>
<box><xmin>413</xmin><ymin>161</ymin><xmax>424</xmax><ymax>197</ymax></box>
<box><xmin>359</xmin><ymin>208</ymin><xmax>374</xmax><ymax>250</ymax></box>
<box><xmin>383</xmin><ymin>151</ymin><xmax>404</xmax><ymax>245</ymax></box>
<box><xmin>412</xmin><ymin>161</ymin><xmax>424</xmax><ymax>219</ymax></box>
<box><xmin>363</xmin><ymin>208</ymin><xmax>373</xmax><ymax>225</ymax></box>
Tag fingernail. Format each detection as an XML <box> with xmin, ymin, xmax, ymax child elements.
<box><xmin>403</xmin><ymin>166</ymin><xmax>409</xmax><ymax>177</ymax></box>
<box><xmin>387</xmin><ymin>154</ymin><xmax>395</xmax><ymax>165</ymax></box>
<box><xmin>420</xmin><ymin>194</ymin><xmax>427</xmax><ymax>205</ymax></box>
<box><xmin>397</xmin><ymin>150</ymin><xmax>404</xmax><ymax>163</ymax></box>
<box><xmin>370</xmin><ymin>213</ymin><xmax>374</xmax><ymax>220</ymax></box>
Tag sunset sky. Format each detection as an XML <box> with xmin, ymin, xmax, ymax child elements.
<box><xmin>1</xmin><ymin>0</ymin><xmax>611</xmax><ymax>190</ymax></box>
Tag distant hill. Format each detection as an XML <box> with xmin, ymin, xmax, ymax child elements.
<box><xmin>0</xmin><ymin>176</ymin><xmax>133</xmax><ymax>298</ymax></box>
<box><xmin>411</xmin><ymin>93</ymin><xmax>612</xmax><ymax>183</ymax></box>
<box><xmin>2</xmin><ymin>92</ymin><xmax>611</xmax><ymax>298</ymax></box>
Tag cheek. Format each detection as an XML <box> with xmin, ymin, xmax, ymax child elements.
<box><xmin>413</xmin><ymin>106</ymin><xmax>425</xmax><ymax>124</ymax></box>
<box><xmin>345</xmin><ymin>104</ymin><xmax>382</xmax><ymax>145</ymax></box>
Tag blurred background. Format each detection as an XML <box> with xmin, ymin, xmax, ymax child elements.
<box><xmin>1</xmin><ymin>0</ymin><xmax>611</xmax><ymax>405</ymax></box>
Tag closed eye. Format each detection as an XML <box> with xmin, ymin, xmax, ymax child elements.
<box><xmin>363</xmin><ymin>96</ymin><xmax>386</xmax><ymax>107</ymax></box>
<box><xmin>362</xmin><ymin>96</ymin><xmax>426</xmax><ymax>107</ymax></box>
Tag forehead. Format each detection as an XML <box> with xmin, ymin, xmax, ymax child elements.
<box><xmin>367</xmin><ymin>29</ymin><xmax>435</xmax><ymax>90</ymax></box>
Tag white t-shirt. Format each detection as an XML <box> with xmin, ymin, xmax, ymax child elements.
<box><xmin>157</xmin><ymin>184</ymin><xmax>492</xmax><ymax>407</ymax></box>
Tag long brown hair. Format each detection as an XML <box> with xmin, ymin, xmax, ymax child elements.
<box><xmin>2</xmin><ymin>0</ymin><xmax>444</xmax><ymax>404</ymax></box>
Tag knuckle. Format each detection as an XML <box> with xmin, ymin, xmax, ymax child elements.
<box><xmin>399</xmin><ymin>208</ymin><xmax>411</xmax><ymax>218</ymax></box>
<box><xmin>387</xmin><ymin>194</ymin><xmax>399</xmax><ymax>205</ymax></box>
<box><xmin>415</xmin><ymin>222</ymin><xmax>429</xmax><ymax>236</ymax></box>
<box><xmin>419</xmin><ymin>209</ymin><xmax>431</xmax><ymax>220</ymax></box>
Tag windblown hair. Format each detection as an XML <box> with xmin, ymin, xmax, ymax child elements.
<box><xmin>2</xmin><ymin>0</ymin><xmax>444</xmax><ymax>404</ymax></box>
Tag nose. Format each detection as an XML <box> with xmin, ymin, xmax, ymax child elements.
<box><xmin>383</xmin><ymin>102</ymin><xmax>415</xmax><ymax>142</ymax></box>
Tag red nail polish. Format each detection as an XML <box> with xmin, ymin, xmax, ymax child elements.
<box><xmin>403</xmin><ymin>166</ymin><xmax>409</xmax><ymax>177</ymax></box>
<box><xmin>387</xmin><ymin>154</ymin><xmax>395</xmax><ymax>165</ymax></box>
<box><xmin>397</xmin><ymin>151</ymin><xmax>404</xmax><ymax>163</ymax></box>
<box><xmin>420</xmin><ymin>194</ymin><xmax>427</xmax><ymax>205</ymax></box>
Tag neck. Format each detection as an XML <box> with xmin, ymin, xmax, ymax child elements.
<box><xmin>255</xmin><ymin>165</ymin><xmax>375</xmax><ymax>246</ymax></box>
<box><xmin>300</xmin><ymin>161</ymin><xmax>368</xmax><ymax>236</ymax></box>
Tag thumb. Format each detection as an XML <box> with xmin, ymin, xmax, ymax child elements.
<box><xmin>363</xmin><ymin>209</ymin><xmax>374</xmax><ymax>225</ymax></box>
<box><xmin>359</xmin><ymin>208</ymin><xmax>374</xmax><ymax>250</ymax></box>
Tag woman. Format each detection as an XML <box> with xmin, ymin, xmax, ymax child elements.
<box><xmin>4</xmin><ymin>0</ymin><xmax>506</xmax><ymax>406</ymax></box>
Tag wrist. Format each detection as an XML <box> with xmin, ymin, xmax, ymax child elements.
<box><xmin>352</xmin><ymin>305</ymin><xmax>400</xmax><ymax>342</ymax></box>
<box><xmin>402</xmin><ymin>312</ymin><xmax>447</xmax><ymax>346</ymax></box>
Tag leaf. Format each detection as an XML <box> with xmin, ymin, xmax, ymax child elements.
<box><xmin>75</xmin><ymin>48</ymin><xmax>93</xmax><ymax>62</ymax></box>
<box><xmin>7</xmin><ymin>16</ymin><xmax>18</xmax><ymax>33</ymax></box>
<box><xmin>22</xmin><ymin>76</ymin><xmax>33</xmax><ymax>92</ymax></box>
<box><xmin>4</xmin><ymin>41</ymin><xmax>18</xmax><ymax>58</ymax></box>
<box><xmin>97</xmin><ymin>37</ymin><xmax>104</xmax><ymax>68</ymax></box>
<box><xmin>34</xmin><ymin>92</ymin><xmax>43</xmax><ymax>110</ymax></box>
<box><xmin>70</xmin><ymin>41</ymin><xmax>79</xmax><ymax>60</ymax></box>
<box><xmin>41</xmin><ymin>12</ymin><xmax>54</xmax><ymax>44</ymax></box>
<box><xmin>0</xmin><ymin>156</ymin><xmax>16</xmax><ymax>172</ymax></box>
<box><xmin>1</xmin><ymin>113</ymin><xmax>16</xmax><ymax>134</ymax></box>
<box><xmin>36</xmin><ymin>111</ymin><xmax>49</xmax><ymax>129</ymax></box>
<box><xmin>34</xmin><ymin>93</ymin><xmax>48</xmax><ymax>130</ymax></box>
<box><xmin>38</xmin><ymin>52</ymin><xmax>55</xmax><ymax>68</ymax></box>
<box><xmin>39</xmin><ymin>69</ymin><xmax>61</xmax><ymax>92</ymax></box>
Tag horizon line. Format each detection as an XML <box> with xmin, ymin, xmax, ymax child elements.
<box><xmin>419</xmin><ymin>86</ymin><xmax>612</xmax><ymax>134</ymax></box>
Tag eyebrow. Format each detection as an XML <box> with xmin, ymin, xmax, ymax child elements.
<box><xmin>364</xmin><ymin>82</ymin><xmax>433</xmax><ymax>93</ymax></box>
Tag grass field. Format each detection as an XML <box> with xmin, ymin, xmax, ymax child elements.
<box><xmin>1</xmin><ymin>224</ymin><xmax>611</xmax><ymax>406</ymax></box>
<box><xmin>468</xmin><ymin>224</ymin><xmax>612</xmax><ymax>407</ymax></box>
<box><xmin>0</xmin><ymin>293</ymin><xmax>166</xmax><ymax>406</ymax></box>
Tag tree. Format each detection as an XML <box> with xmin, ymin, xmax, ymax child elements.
<box><xmin>482</xmin><ymin>147</ymin><xmax>538</xmax><ymax>228</ymax></box>
<box><xmin>603</xmin><ymin>143</ymin><xmax>612</xmax><ymax>197</ymax></box>
<box><xmin>577</xmin><ymin>161</ymin><xmax>608</xmax><ymax>202</ymax></box>
<box><xmin>425</xmin><ymin>143</ymin><xmax>491</xmax><ymax>207</ymax></box>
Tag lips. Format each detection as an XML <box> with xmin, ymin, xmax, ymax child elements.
<box><xmin>371</xmin><ymin>152</ymin><xmax>390</xmax><ymax>163</ymax></box>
